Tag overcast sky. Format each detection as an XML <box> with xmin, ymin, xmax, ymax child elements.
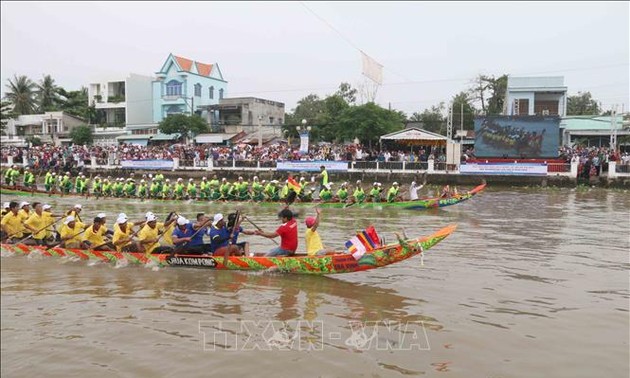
<box><xmin>1</xmin><ymin>1</ymin><xmax>628</xmax><ymax>115</ymax></box>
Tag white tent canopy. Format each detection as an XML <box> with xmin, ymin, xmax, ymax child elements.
<box><xmin>380</xmin><ymin>127</ymin><xmax>448</xmax><ymax>146</ymax></box>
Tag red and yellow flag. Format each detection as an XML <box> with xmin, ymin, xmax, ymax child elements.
<box><xmin>287</xmin><ymin>177</ymin><xmax>301</xmax><ymax>194</ymax></box>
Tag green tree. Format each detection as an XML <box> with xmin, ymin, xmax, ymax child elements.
<box><xmin>284</xmin><ymin>94</ymin><xmax>326</xmax><ymax>138</ymax></box>
<box><xmin>58</xmin><ymin>87</ymin><xmax>92</xmax><ymax>120</ymax></box>
<box><xmin>335</xmin><ymin>82</ymin><xmax>357</xmax><ymax>105</ymax></box>
<box><xmin>336</xmin><ymin>102</ymin><xmax>405</xmax><ymax>147</ymax></box>
<box><xmin>469</xmin><ymin>74</ymin><xmax>507</xmax><ymax>115</ymax></box>
<box><xmin>4</xmin><ymin>75</ymin><xmax>37</xmax><ymax>115</ymax></box>
<box><xmin>567</xmin><ymin>92</ymin><xmax>601</xmax><ymax>115</ymax></box>
<box><xmin>412</xmin><ymin>103</ymin><xmax>446</xmax><ymax>134</ymax></box>
<box><xmin>451</xmin><ymin>92</ymin><xmax>476</xmax><ymax>131</ymax></box>
<box><xmin>158</xmin><ymin>113</ymin><xmax>209</xmax><ymax>137</ymax></box>
<box><xmin>0</xmin><ymin>101</ymin><xmax>16</xmax><ymax>135</ymax></box>
<box><xmin>25</xmin><ymin>136</ymin><xmax>43</xmax><ymax>146</ymax></box>
<box><xmin>36</xmin><ymin>74</ymin><xmax>61</xmax><ymax>112</ymax></box>
<box><xmin>69</xmin><ymin>125</ymin><xmax>94</xmax><ymax>145</ymax></box>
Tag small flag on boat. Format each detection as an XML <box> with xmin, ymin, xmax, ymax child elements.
<box><xmin>345</xmin><ymin>226</ymin><xmax>381</xmax><ymax>260</ymax></box>
<box><xmin>287</xmin><ymin>176</ymin><xmax>301</xmax><ymax>194</ymax></box>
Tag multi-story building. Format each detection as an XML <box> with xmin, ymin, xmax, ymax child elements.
<box><xmin>152</xmin><ymin>53</ymin><xmax>227</xmax><ymax>123</ymax></box>
<box><xmin>87</xmin><ymin>73</ymin><xmax>154</xmax><ymax>128</ymax></box>
<box><xmin>504</xmin><ymin>76</ymin><xmax>568</xmax><ymax>117</ymax></box>
<box><xmin>197</xmin><ymin>97</ymin><xmax>285</xmax><ymax>145</ymax></box>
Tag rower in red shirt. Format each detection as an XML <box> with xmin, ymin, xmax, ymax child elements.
<box><xmin>254</xmin><ymin>208</ymin><xmax>298</xmax><ymax>256</ymax></box>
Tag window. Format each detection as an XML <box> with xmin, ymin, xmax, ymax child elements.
<box><xmin>194</xmin><ymin>83</ymin><xmax>202</xmax><ymax>97</ymax></box>
<box><xmin>219</xmin><ymin>88</ymin><xmax>224</xmax><ymax>99</ymax></box>
<box><xmin>209</xmin><ymin>86</ymin><xmax>214</xmax><ymax>99</ymax></box>
<box><xmin>165</xmin><ymin>80</ymin><xmax>182</xmax><ymax>96</ymax></box>
<box><xmin>166</xmin><ymin>105</ymin><xmax>183</xmax><ymax>116</ymax></box>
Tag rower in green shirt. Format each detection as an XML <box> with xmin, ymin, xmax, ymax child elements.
<box><xmin>125</xmin><ymin>178</ymin><xmax>136</xmax><ymax>197</ymax></box>
<box><xmin>336</xmin><ymin>182</ymin><xmax>348</xmax><ymax>202</ymax></box>
<box><xmin>161</xmin><ymin>179</ymin><xmax>172</xmax><ymax>199</ymax></box>
<box><xmin>44</xmin><ymin>171</ymin><xmax>55</xmax><ymax>193</ymax></box>
<box><xmin>23</xmin><ymin>167</ymin><xmax>35</xmax><ymax>188</ymax></box>
<box><xmin>387</xmin><ymin>182</ymin><xmax>401</xmax><ymax>203</ymax></box>
<box><xmin>352</xmin><ymin>180</ymin><xmax>366</xmax><ymax>203</ymax></box>
<box><xmin>174</xmin><ymin>178</ymin><xmax>185</xmax><ymax>200</ymax></box>
<box><xmin>186</xmin><ymin>178</ymin><xmax>197</xmax><ymax>199</ymax></box>
<box><xmin>319</xmin><ymin>183</ymin><xmax>333</xmax><ymax>202</ymax></box>
<box><xmin>199</xmin><ymin>177</ymin><xmax>210</xmax><ymax>200</ymax></box>
<box><xmin>369</xmin><ymin>182</ymin><xmax>383</xmax><ymax>203</ymax></box>
<box><xmin>149</xmin><ymin>179</ymin><xmax>160</xmax><ymax>198</ymax></box>
<box><xmin>251</xmin><ymin>177</ymin><xmax>264</xmax><ymax>202</ymax></box>
<box><xmin>137</xmin><ymin>179</ymin><xmax>148</xmax><ymax>199</ymax></box>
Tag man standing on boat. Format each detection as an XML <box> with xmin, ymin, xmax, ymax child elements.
<box><xmin>408</xmin><ymin>181</ymin><xmax>424</xmax><ymax>201</ymax></box>
<box><xmin>314</xmin><ymin>165</ymin><xmax>329</xmax><ymax>199</ymax></box>
<box><xmin>254</xmin><ymin>208</ymin><xmax>298</xmax><ymax>257</ymax></box>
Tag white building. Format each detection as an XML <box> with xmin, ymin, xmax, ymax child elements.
<box><xmin>504</xmin><ymin>76</ymin><xmax>568</xmax><ymax>117</ymax></box>
<box><xmin>88</xmin><ymin>73</ymin><xmax>154</xmax><ymax>128</ymax></box>
<box><xmin>2</xmin><ymin>111</ymin><xmax>87</xmax><ymax>146</ymax></box>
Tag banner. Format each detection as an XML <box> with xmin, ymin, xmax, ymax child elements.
<box><xmin>361</xmin><ymin>51</ymin><xmax>383</xmax><ymax>85</ymax></box>
<box><xmin>121</xmin><ymin>159</ymin><xmax>174</xmax><ymax>170</ymax></box>
<box><xmin>276</xmin><ymin>161</ymin><xmax>348</xmax><ymax>172</ymax></box>
<box><xmin>299</xmin><ymin>130</ymin><xmax>310</xmax><ymax>154</ymax></box>
<box><xmin>460</xmin><ymin>162</ymin><xmax>548</xmax><ymax>176</ymax></box>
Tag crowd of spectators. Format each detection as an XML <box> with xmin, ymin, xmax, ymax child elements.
<box><xmin>2</xmin><ymin>142</ymin><xmax>627</xmax><ymax>177</ymax></box>
<box><xmin>558</xmin><ymin>145</ymin><xmax>630</xmax><ymax>177</ymax></box>
<box><xmin>1</xmin><ymin>142</ymin><xmax>450</xmax><ymax>169</ymax></box>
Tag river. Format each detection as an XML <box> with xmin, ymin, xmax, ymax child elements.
<box><xmin>1</xmin><ymin>186</ymin><xmax>628</xmax><ymax>377</ymax></box>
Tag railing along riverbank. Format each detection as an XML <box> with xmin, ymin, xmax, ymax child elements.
<box><xmin>2</xmin><ymin>155</ymin><xmax>630</xmax><ymax>180</ymax></box>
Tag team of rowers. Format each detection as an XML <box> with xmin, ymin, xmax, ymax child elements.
<box><xmin>3</xmin><ymin>165</ymin><xmax>462</xmax><ymax>204</ymax></box>
<box><xmin>0</xmin><ymin>200</ymin><xmax>333</xmax><ymax>259</ymax></box>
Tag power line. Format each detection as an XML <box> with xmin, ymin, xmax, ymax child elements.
<box><xmin>298</xmin><ymin>2</ymin><xmax>413</xmax><ymax>83</ymax></box>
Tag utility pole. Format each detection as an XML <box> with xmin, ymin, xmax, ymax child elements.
<box><xmin>258</xmin><ymin>116</ymin><xmax>262</xmax><ymax>148</ymax></box>
<box><xmin>610</xmin><ymin>105</ymin><xmax>618</xmax><ymax>151</ymax></box>
<box><xmin>460</xmin><ymin>102</ymin><xmax>464</xmax><ymax>145</ymax></box>
<box><xmin>190</xmin><ymin>96</ymin><xmax>194</xmax><ymax>116</ymax></box>
<box><xmin>446</xmin><ymin>103</ymin><xmax>453</xmax><ymax>140</ymax></box>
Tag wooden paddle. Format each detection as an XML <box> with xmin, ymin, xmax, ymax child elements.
<box><xmin>170</xmin><ymin>217</ymin><xmax>213</xmax><ymax>256</ymax></box>
<box><xmin>16</xmin><ymin>216</ymin><xmax>65</xmax><ymax>244</ymax></box>
<box><xmin>242</xmin><ymin>215</ymin><xmax>279</xmax><ymax>245</ymax></box>
<box><xmin>50</xmin><ymin>226</ymin><xmax>89</xmax><ymax>248</ymax></box>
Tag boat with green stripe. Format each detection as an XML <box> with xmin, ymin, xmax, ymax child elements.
<box><xmin>0</xmin><ymin>224</ymin><xmax>456</xmax><ymax>274</ymax></box>
<box><xmin>1</xmin><ymin>184</ymin><xmax>485</xmax><ymax>210</ymax></box>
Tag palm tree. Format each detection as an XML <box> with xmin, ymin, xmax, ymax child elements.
<box><xmin>4</xmin><ymin>75</ymin><xmax>36</xmax><ymax>115</ymax></box>
<box><xmin>37</xmin><ymin>74</ymin><xmax>60</xmax><ymax>112</ymax></box>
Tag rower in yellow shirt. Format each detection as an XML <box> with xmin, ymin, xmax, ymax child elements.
<box><xmin>82</xmin><ymin>213</ymin><xmax>113</xmax><ymax>250</ymax></box>
<box><xmin>23</xmin><ymin>202</ymin><xmax>49</xmax><ymax>245</ymax></box>
<box><xmin>138</xmin><ymin>213</ymin><xmax>175</xmax><ymax>255</ymax></box>
<box><xmin>112</xmin><ymin>213</ymin><xmax>140</xmax><ymax>252</ymax></box>
<box><xmin>156</xmin><ymin>212</ymin><xmax>177</xmax><ymax>247</ymax></box>
<box><xmin>18</xmin><ymin>201</ymin><xmax>31</xmax><ymax>222</ymax></box>
<box><xmin>58</xmin><ymin>215</ymin><xmax>87</xmax><ymax>248</ymax></box>
<box><xmin>1</xmin><ymin>201</ymin><xmax>25</xmax><ymax>242</ymax></box>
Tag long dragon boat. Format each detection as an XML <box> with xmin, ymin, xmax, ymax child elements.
<box><xmin>0</xmin><ymin>183</ymin><xmax>485</xmax><ymax>210</ymax></box>
<box><xmin>0</xmin><ymin>224</ymin><xmax>456</xmax><ymax>274</ymax></box>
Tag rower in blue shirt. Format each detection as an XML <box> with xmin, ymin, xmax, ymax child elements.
<box><xmin>208</xmin><ymin>213</ymin><xmax>242</xmax><ymax>260</ymax></box>
<box><xmin>171</xmin><ymin>215</ymin><xmax>212</xmax><ymax>255</ymax></box>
